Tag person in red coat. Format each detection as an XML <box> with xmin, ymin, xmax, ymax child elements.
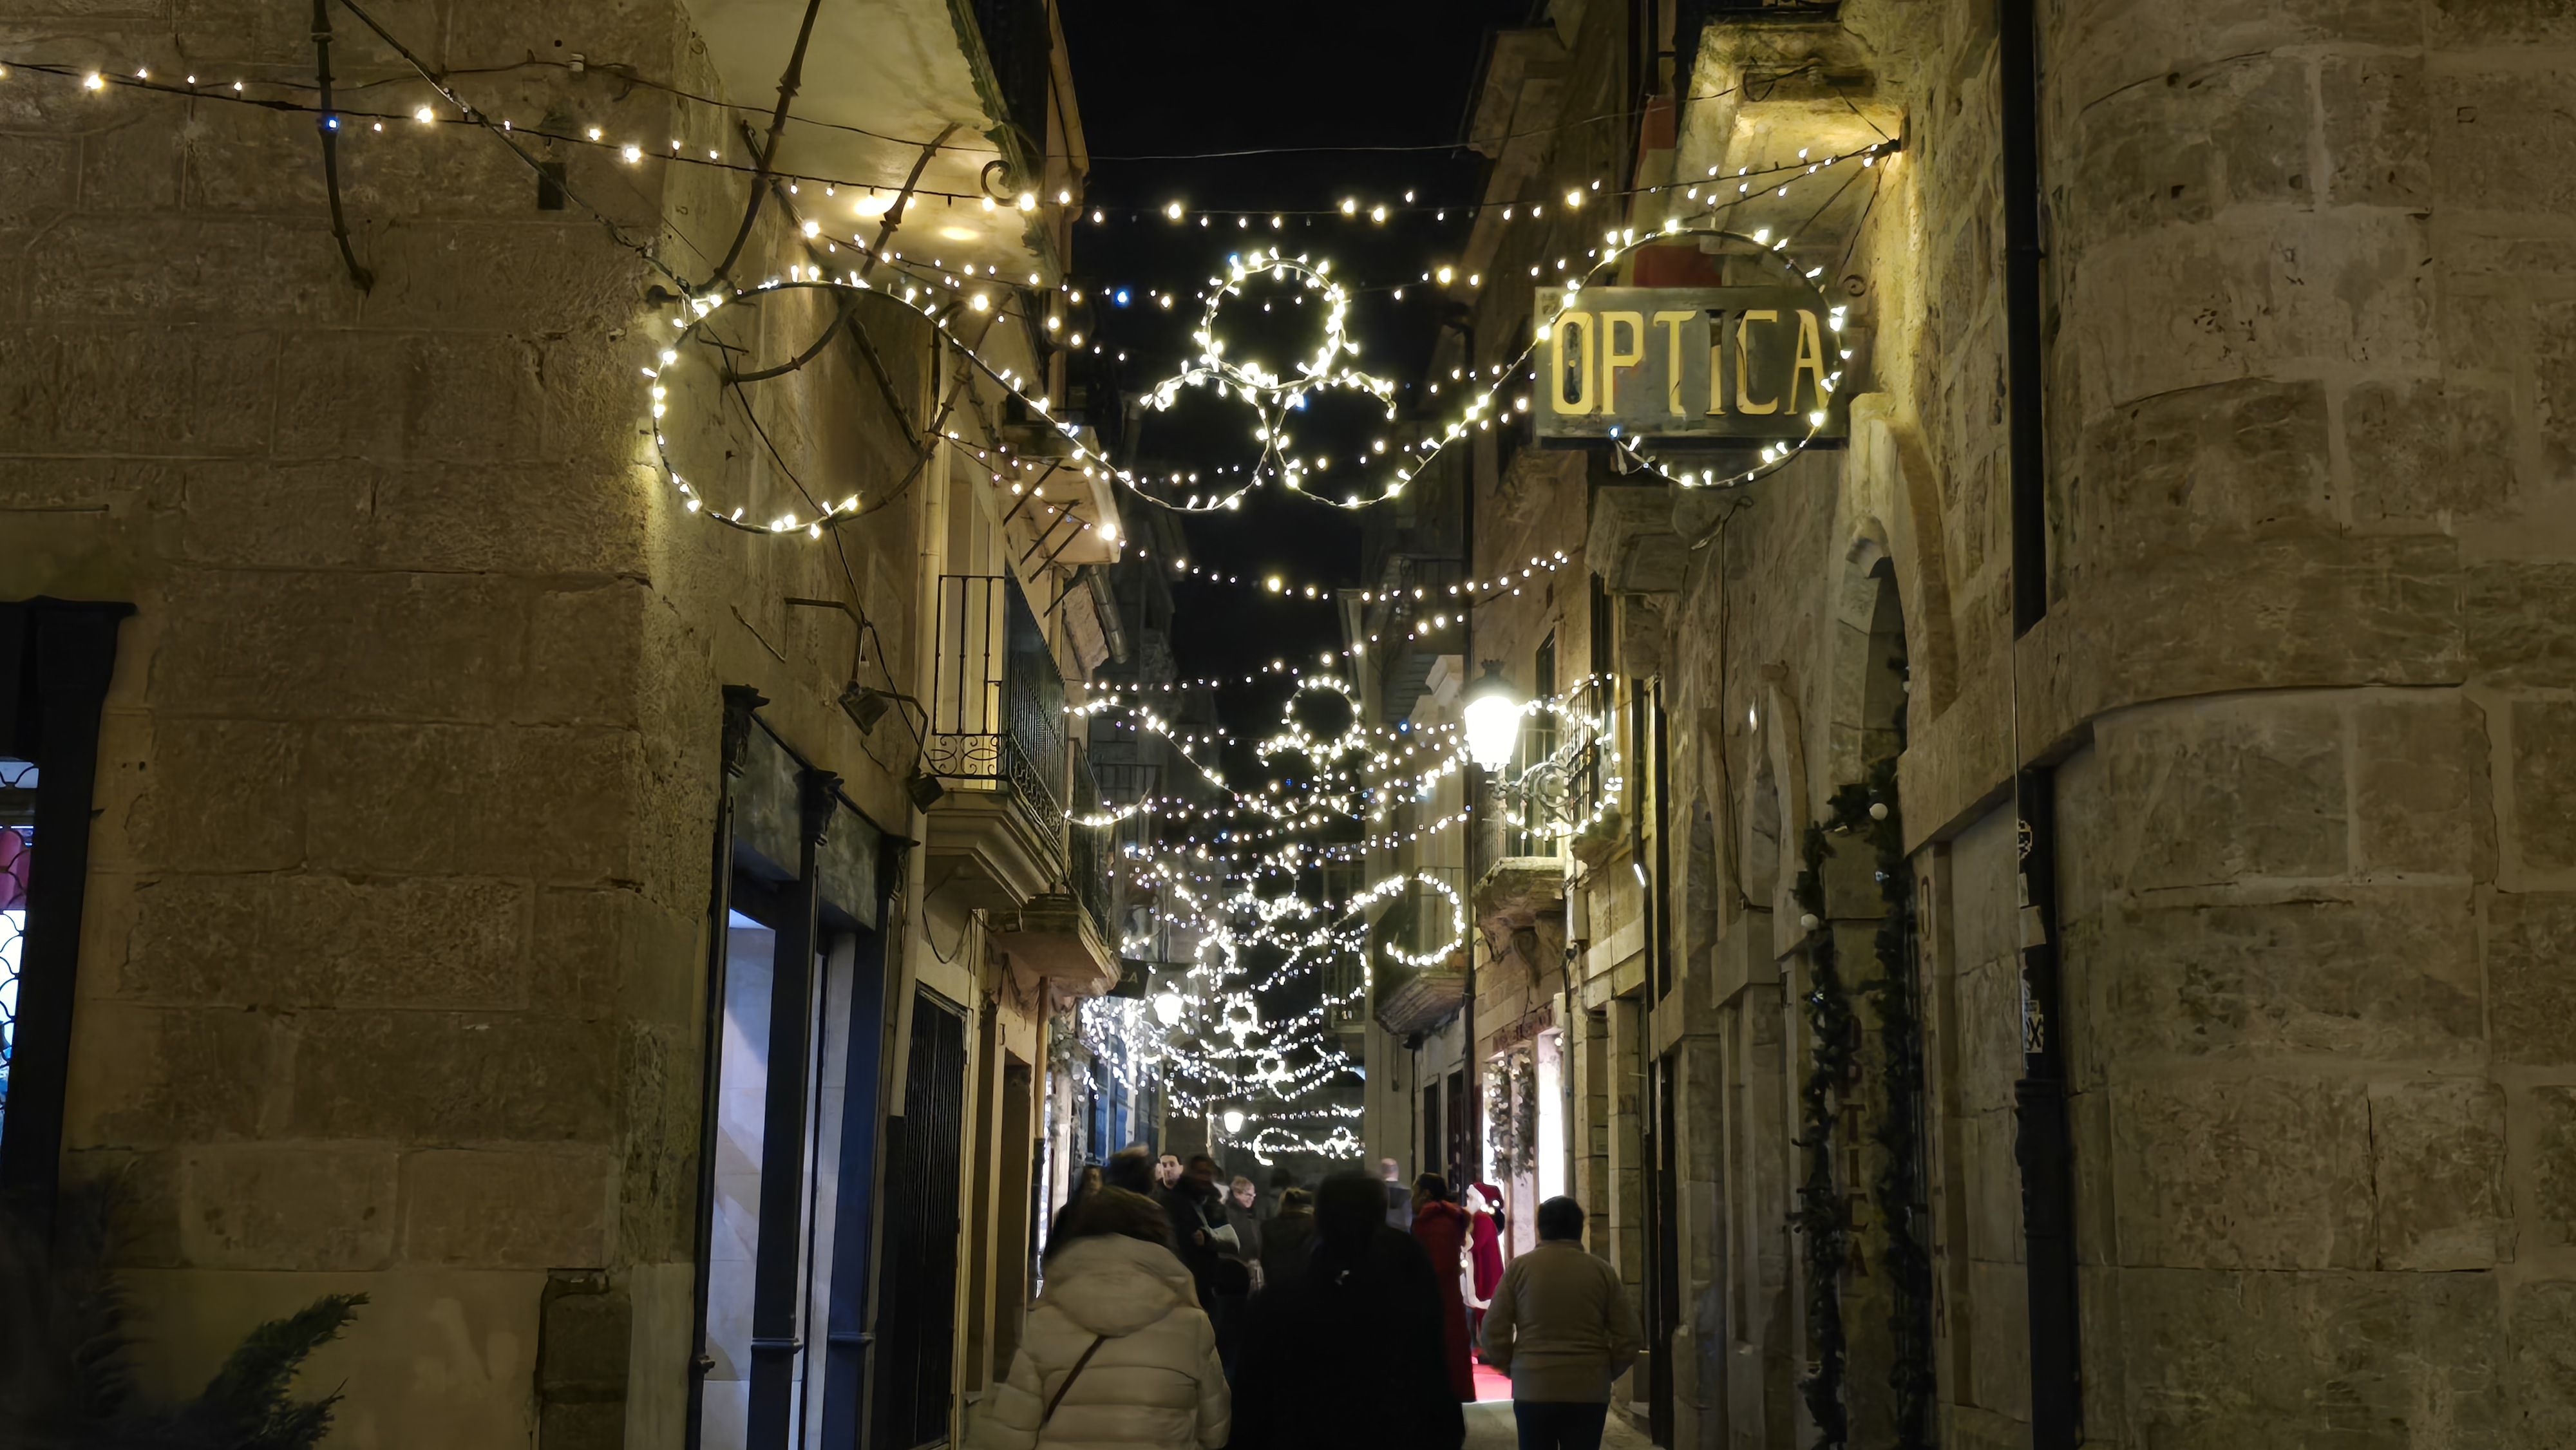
<box><xmin>1465</xmin><ymin>1182</ymin><xmax>1506</xmax><ymax>1346</ymax></box>
<box><xmin>1408</xmin><ymin>1174</ymin><xmax>1476</xmax><ymax>1400</ymax></box>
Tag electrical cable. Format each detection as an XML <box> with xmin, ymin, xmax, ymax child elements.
<box><xmin>708</xmin><ymin>0</ymin><xmax>827</xmax><ymax>287</ymax></box>
<box><xmin>323</xmin><ymin>0</ymin><xmax>691</xmax><ymax>288</ymax></box>
<box><xmin>308</xmin><ymin>0</ymin><xmax>374</xmax><ymax>292</ymax></box>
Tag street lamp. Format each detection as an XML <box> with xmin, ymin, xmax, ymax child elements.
<box><xmin>1152</xmin><ymin>987</ymin><xmax>1186</xmax><ymax>1027</ymax></box>
<box><xmin>1463</xmin><ymin>659</ymin><xmax>1521</xmax><ymax>771</ymax></box>
<box><xmin>1222</xmin><ymin>1109</ymin><xmax>1246</xmax><ymax>1135</ymax></box>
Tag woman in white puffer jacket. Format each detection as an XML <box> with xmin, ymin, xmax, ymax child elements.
<box><xmin>971</xmin><ymin>1186</ymin><xmax>1231</xmax><ymax>1450</ymax></box>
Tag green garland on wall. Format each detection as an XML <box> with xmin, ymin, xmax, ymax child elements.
<box><xmin>1791</xmin><ymin>757</ymin><xmax>1936</xmax><ymax>1450</ymax></box>
<box><xmin>1852</xmin><ymin>757</ymin><xmax>1936</xmax><ymax>1450</ymax></box>
<box><xmin>1789</xmin><ymin>816</ymin><xmax>1854</xmax><ymax>1450</ymax></box>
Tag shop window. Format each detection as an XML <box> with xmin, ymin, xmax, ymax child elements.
<box><xmin>0</xmin><ymin>760</ymin><xmax>30</xmax><ymax>1131</ymax></box>
<box><xmin>0</xmin><ymin>600</ymin><xmax>128</xmax><ymax>1221</ymax></box>
<box><xmin>695</xmin><ymin>869</ymin><xmax>889</xmax><ymax>1450</ymax></box>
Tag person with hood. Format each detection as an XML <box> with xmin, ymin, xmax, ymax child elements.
<box><xmin>969</xmin><ymin>1185</ymin><xmax>1230</xmax><ymax>1450</ymax></box>
<box><xmin>1256</xmin><ymin>1187</ymin><xmax>1315</xmax><ymax>1290</ymax></box>
<box><xmin>1407</xmin><ymin>1174</ymin><xmax>1476</xmax><ymax>1400</ymax></box>
<box><xmin>1226</xmin><ymin>1171</ymin><xmax>1466</xmax><ymax>1450</ymax></box>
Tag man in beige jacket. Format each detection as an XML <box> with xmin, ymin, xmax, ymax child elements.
<box><xmin>1477</xmin><ymin>1196</ymin><xmax>1644</xmax><ymax>1450</ymax></box>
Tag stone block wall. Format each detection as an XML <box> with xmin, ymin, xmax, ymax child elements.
<box><xmin>1628</xmin><ymin>0</ymin><xmax>2576</xmax><ymax>1445</ymax></box>
<box><xmin>0</xmin><ymin>3</ymin><xmax>945</xmax><ymax>1444</ymax></box>
<box><xmin>2049</xmin><ymin>684</ymin><xmax>2574</xmax><ymax>1448</ymax></box>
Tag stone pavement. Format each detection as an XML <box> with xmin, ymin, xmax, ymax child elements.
<box><xmin>1461</xmin><ymin>1401</ymin><xmax>1654</xmax><ymax>1450</ymax></box>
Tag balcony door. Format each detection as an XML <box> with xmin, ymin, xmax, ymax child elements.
<box><xmin>929</xmin><ymin>573</ymin><xmax>1066</xmax><ymax>818</ymax></box>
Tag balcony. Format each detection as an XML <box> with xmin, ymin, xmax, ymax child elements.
<box><xmin>987</xmin><ymin>892</ymin><xmax>1117</xmax><ymax>1002</ymax></box>
<box><xmin>1586</xmin><ymin>484</ymin><xmax>1687</xmax><ymax>595</ymax></box>
<box><xmin>1474</xmin><ymin>856</ymin><xmax>1566</xmax><ymax>937</ymax></box>
<box><xmin>922</xmin><ymin>574</ymin><xmax>1113</xmax><ymax>998</ymax></box>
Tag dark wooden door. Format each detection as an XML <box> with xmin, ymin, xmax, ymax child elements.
<box><xmin>869</xmin><ymin>990</ymin><xmax>967</xmax><ymax>1449</ymax></box>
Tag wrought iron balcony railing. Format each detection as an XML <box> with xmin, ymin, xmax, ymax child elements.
<box><xmin>1068</xmin><ymin>748</ymin><xmax>1112</xmax><ymax>941</ymax></box>
<box><xmin>929</xmin><ymin>573</ymin><xmax>1068</xmax><ymax>825</ymax></box>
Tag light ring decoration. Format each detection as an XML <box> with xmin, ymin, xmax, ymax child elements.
<box><xmin>1341</xmin><ymin>870</ymin><xmax>1467</xmax><ymax>970</ymax></box>
<box><xmin>1220</xmin><ymin>994</ymin><xmax>1261</xmax><ymax>1044</ymax></box>
<box><xmin>1130</xmin><ymin>249</ymin><xmax>1400</xmax><ymax>513</ymax></box>
<box><xmin>645</xmin><ymin>276</ymin><xmax>1100</xmax><ymax>538</ymax></box>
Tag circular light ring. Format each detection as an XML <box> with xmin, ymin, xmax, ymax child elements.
<box><xmin>1188</xmin><ymin>252</ymin><xmax>1359</xmax><ymax>396</ymax></box>
<box><xmin>1124</xmin><ymin>252</ymin><xmax>1403</xmax><ymax>514</ymax></box>
<box><xmin>1337</xmin><ymin>871</ymin><xmax>1466</xmax><ymax>969</ymax></box>
<box><xmin>647</xmin><ymin>276</ymin><xmax>1126</xmax><ymax>539</ymax></box>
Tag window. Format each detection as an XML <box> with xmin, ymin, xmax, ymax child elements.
<box><xmin>0</xmin><ymin>601</ymin><xmax>128</xmax><ymax>1216</ymax></box>
<box><xmin>1510</xmin><ymin>633</ymin><xmax>1562</xmax><ymax>858</ymax></box>
<box><xmin>0</xmin><ymin>760</ymin><xmax>31</xmax><ymax>1129</ymax></box>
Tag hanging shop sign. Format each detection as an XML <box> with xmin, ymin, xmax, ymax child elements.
<box><xmin>1531</xmin><ymin>285</ymin><xmax>1850</xmax><ymax>444</ymax></box>
<box><xmin>1111</xmin><ymin>957</ymin><xmax>1163</xmax><ymax>1000</ymax></box>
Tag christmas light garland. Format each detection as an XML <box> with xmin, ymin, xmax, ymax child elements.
<box><xmin>0</xmin><ymin>31</ymin><xmax>1893</xmax><ymax>1174</ymax></box>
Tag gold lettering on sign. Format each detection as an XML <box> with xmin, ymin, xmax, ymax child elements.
<box><xmin>1707</xmin><ymin>319</ymin><xmax>1727</xmax><ymax>416</ymax></box>
<box><xmin>1654</xmin><ymin>310</ymin><xmax>1696</xmax><ymax>416</ymax></box>
<box><xmin>1599</xmin><ymin>311</ymin><xmax>1645</xmax><ymax>412</ymax></box>
<box><xmin>1549</xmin><ymin>312</ymin><xmax>1595</xmax><ymax>415</ymax></box>
<box><xmin>1735</xmin><ymin>310</ymin><xmax>1779</xmax><ymax>415</ymax></box>
<box><xmin>1793</xmin><ymin>309</ymin><xmax>1829</xmax><ymax>412</ymax></box>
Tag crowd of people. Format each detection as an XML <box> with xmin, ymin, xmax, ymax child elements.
<box><xmin>972</xmin><ymin>1148</ymin><xmax>1642</xmax><ymax>1450</ymax></box>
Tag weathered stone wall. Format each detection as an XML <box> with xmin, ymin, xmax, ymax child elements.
<box><xmin>1639</xmin><ymin>0</ymin><xmax>2576</xmax><ymax>1447</ymax></box>
<box><xmin>0</xmin><ymin>3</ymin><xmax>952</xmax><ymax>1444</ymax></box>
<box><xmin>2029</xmin><ymin>3</ymin><xmax>2576</xmax><ymax>1446</ymax></box>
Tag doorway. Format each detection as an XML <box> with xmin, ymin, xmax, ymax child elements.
<box><xmin>869</xmin><ymin>989</ymin><xmax>969</xmax><ymax>1449</ymax></box>
<box><xmin>696</xmin><ymin>880</ymin><xmax>891</xmax><ymax>1450</ymax></box>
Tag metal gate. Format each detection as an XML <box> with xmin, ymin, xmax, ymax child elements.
<box><xmin>870</xmin><ymin>989</ymin><xmax>967</xmax><ymax>1449</ymax></box>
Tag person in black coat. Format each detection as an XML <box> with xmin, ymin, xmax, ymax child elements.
<box><xmin>1226</xmin><ymin>1170</ymin><xmax>1468</xmax><ymax>1450</ymax></box>
<box><xmin>1256</xmin><ymin>1186</ymin><xmax>1316</xmax><ymax>1290</ymax></box>
<box><xmin>1164</xmin><ymin>1153</ymin><xmax>1233</xmax><ymax>1313</ymax></box>
<box><xmin>1102</xmin><ymin>1144</ymin><xmax>1159</xmax><ymax>1197</ymax></box>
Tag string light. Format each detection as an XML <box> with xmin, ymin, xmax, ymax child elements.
<box><xmin>3</xmin><ymin>46</ymin><xmax>1893</xmax><ymax>1167</ymax></box>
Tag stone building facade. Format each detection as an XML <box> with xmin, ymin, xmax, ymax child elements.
<box><xmin>0</xmin><ymin>1</ymin><xmax>1128</xmax><ymax>1447</ymax></box>
<box><xmin>1369</xmin><ymin>1</ymin><xmax>2576</xmax><ymax>1447</ymax></box>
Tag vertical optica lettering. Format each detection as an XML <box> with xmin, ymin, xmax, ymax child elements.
<box><xmin>1598</xmin><ymin>312</ymin><xmax>1645</xmax><ymax>413</ymax></box>
<box><xmin>1735</xmin><ymin>310</ymin><xmax>1779</xmax><ymax>415</ymax></box>
<box><xmin>1549</xmin><ymin>312</ymin><xmax>1595</xmax><ymax>415</ymax></box>
<box><xmin>1792</xmin><ymin>308</ymin><xmax>1830</xmax><ymax>413</ymax></box>
<box><xmin>1654</xmin><ymin>310</ymin><xmax>1696</xmax><ymax>416</ymax></box>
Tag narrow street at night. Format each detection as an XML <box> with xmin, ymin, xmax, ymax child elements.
<box><xmin>0</xmin><ymin>1</ymin><xmax>2570</xmax><ymax>1449</ymax></box>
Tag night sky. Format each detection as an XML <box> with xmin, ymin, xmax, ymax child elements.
<box><xmin>1061</xmin><ymin>0</ymin><xmax>1535</xmax><ymax>760</ymax></box>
